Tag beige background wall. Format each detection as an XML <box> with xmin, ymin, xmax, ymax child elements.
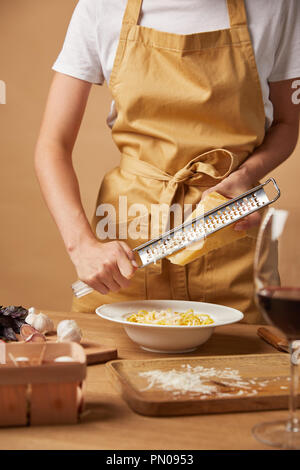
<box><xmin>0</xmin><ymin>0</ymin><xmax>299</xmax><ymax>312</ymax></box>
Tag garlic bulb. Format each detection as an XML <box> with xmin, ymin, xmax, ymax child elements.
<box><xmin>57</xmin><ymin>319</ymin><xmax>82</xmax><ymax>343</ymax></box>
<box><xmin>25</xmin><ymin>312</ymin><xmax>54</xmax><ymax>334</ymax></box>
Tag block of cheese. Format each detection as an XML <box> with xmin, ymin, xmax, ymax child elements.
<box><xmin>167</xmin><ymin>191</ymin><xmax>246</xmax><ymax>266</ymax></box>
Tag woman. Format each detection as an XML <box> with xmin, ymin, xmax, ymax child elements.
<box><xmin>35</xmin><ymin>0</ymin><xmax>300</xmax><ymax>322</ymax></box>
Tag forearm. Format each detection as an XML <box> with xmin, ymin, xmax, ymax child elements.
<box><xmin>237</xmin><ymin>120</ymin><xmax>299</xmax><ymax>184</ymax></box>
<box><xmin>35</xmin><ymin>140</ymin><xmax>136</xmax><ymax>291</ymax></box>
<box><xmin>34</xmin><ymin>140</ymin><xmax>96</xmax><ymax>256</ymax></box>
<box><xmin>202</xmin><ymin>119</ymin><xmax>299</xmax><ymax>230</ymax></box>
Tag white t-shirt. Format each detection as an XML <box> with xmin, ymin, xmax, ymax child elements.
<box><xmin>53</xmin><ymin>0</ymin><xmax>300</xmax><ymax>130</ymax></box>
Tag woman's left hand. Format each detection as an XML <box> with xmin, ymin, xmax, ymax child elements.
<box><xmin>201</xmin><ymin>169</ymin><xmax>261</xmax><ymax>231</ymax></box>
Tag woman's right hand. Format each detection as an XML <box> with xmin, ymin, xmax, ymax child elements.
<box><xmin>70</xmin><ymin>238</ymin><xmax>138</xmax><ymax>295</ymax></box>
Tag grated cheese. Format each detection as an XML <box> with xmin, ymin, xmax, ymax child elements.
<box><xmin>139</xmin><ymin>365</ymin><xmax>253</xmax><ymax>396</ymax></box>
<box><xmin>139</xmin><ymin>364</ymin><xmax>288</xmax><ymax>398</ymax></box>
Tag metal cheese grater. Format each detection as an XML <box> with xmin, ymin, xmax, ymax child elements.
<box><xmin>72</xmin><ymin>178</ymin><xmax>280</xmax><ymax>298</ymax></box>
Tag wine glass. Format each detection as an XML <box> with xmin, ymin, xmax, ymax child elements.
<box><xmin>253</xmin><ymin>206</ymin><xmax>300</xmax><ymax>449</ymax></box>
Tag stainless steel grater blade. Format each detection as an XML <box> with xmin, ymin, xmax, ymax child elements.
<box><xmin>132</xmin><ymin>178</ymin><xmax>280</xmax><ymax>268</ymax></box>
<box><xmin>71</xmin><ymin>178</ymin><xmax>280</xmax><ymax>297</ymax></box>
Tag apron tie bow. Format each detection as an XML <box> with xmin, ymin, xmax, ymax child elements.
<box><xmin>121</xmin><ymin>148</ymin><xmax>239</xmax><ymax>211</ymax></box>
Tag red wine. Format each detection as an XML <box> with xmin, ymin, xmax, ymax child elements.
<box><xmin>257</xmin><ymin>287</ymin><xmax>300</xmax><ymax>340</ymax></box>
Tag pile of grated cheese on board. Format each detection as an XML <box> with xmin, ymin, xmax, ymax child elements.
<box><xmin>138</xmin><ymin>364</ymin><xmax>285</xmax><ymax>398</ymax></box>
<box><xmin>126</xmin><ymin>308</ymin><xmax>214</xmax><ymax>326</ymax></box>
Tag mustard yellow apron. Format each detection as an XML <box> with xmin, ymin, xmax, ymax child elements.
<box><xmin>72</xmin><ymin>0</ymin><xmax>266</xmax><ymax>323</ymax></box>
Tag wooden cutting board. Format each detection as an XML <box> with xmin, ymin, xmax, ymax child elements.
<box><xmin>107</xmin><ymin>354</ymin><xmax>298</xmax><ymax>416</ymax></box>
<box><xmin>74</xmin><ymin>341</ymin><xmax>117</xmax><ymax>365</ymax></box>
<box><xmin>17</xmin><ymin>333</ymin><xmax>117</xmax><ymax>365</ymax></box>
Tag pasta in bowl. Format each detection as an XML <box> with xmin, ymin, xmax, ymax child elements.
<box><xmin>126</xmin><ymin>309</ymin><xmax>214</xmax><ymax>326</ymax></box>
<box><xmin>96</xmin><ymin>300</ymin><xmax>243</xmax><ymax>353</ymax></box>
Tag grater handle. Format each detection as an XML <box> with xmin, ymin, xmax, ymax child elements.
<box><xmin>260</xmin><ymin>177</ymin><xmax>281</xmax><ymax>204</ymax></box>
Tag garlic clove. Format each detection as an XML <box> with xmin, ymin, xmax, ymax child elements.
<box><xmin>15</xmin><ymin>357</ymin><xmax>30</xmax><ymax>366</ymax></box>
<box><xmin>20</xmin><ymin>323</ymin><xmax>38</xmax><ymax>340</ymax></box>
<box><xmin>25</xmin><ymin>332</ymin><xmax>46</xmax><ymax>343</ymax></box>
<box><xmin>54</xmin><ymin>356</ymin><xmax>75</xmax><ymax>362</ymax></box>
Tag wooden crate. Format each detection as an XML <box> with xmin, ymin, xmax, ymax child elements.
<box><xmin>0</xmin><ymin>341</ymin><xmax>86</xmax><ymax>426</ymax></box>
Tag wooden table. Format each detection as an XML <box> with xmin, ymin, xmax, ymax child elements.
<box><xmin>0</xmin><ymin>310</ymin><xmax>290</xmax><ymax>450</ymax></box>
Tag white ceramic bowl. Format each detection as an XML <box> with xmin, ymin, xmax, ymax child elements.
<box><xmin>96</xmin><ymin>300</ymin><xmax>243</xmax><ymax>353</ymax></box>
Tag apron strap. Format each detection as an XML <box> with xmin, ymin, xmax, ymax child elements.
<box><xmin>109</xmin><ymin>0</ymin><xmax>143</xmax><ymax>87</ymax></box>
<box><xmin>121</xmin><ymin>0</ymin><xmax>143</xmax><ymax>26</ymax></box>
<box><xmin>120</xmin><ymin>149</ymin><xmax>238</xmax><ymax>195</ymax></box>
<box><xmin>226</xmin><ymin>0</ymin><xmax>248</xmax><ymax>28</ymax></box>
